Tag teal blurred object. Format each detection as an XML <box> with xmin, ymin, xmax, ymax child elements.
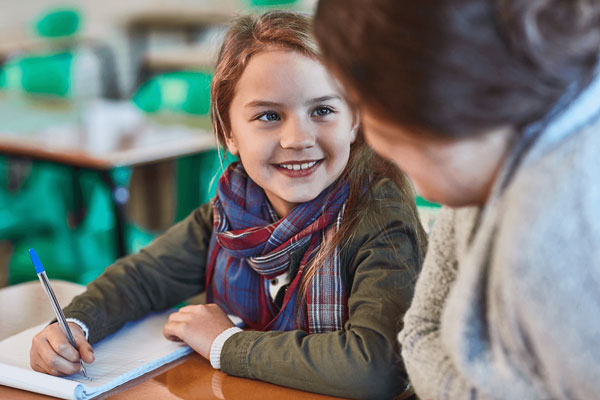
<box><xmin>416</xmin><ymin>196</ymin><xmax>441</xmax><ymax>209</ymax></box>
<box><xmin>1</xmin><ymin>52</ymin><xmax>73</xmax><ymax>97</ymax></box>
<box><xmin>248</xmin><ymin>0</ymin><xmax>299</xmax><ymax>6</ymax></box>
<box><xmin>34</xmin><ymin>8</ymin><xmax>81</xmax><ymax>38</ymax></box>
<box><xmin>416</xmin><ymin>195</ymin><xmax>441</xmax><ymax>234</ymax></box>
<box><xmin>9</xmin><ymin>233</ymin><xmax>80</xmax><ymax>284</ymax></box>
<box><xmin>0</xmin><ymin>160</ymin><xmax>71</xmax><ymax>239</ymax></box>
<box><xmin>132</xmin><ymin>71</ymin><xmax>212</xmax><ymax>115</ymax></box>
<box><xmin>0</xmin><ymin>161</ymin><xmax>84</xmax><ymax>285</ymax></box>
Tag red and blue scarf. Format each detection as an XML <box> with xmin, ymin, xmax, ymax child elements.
<box><xmin>206</xmin><ymin>163</ymin><xmax>349</xmax><ymax>333</ymax></box>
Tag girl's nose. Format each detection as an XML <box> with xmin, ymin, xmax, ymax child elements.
<box><xmin>279</xmin><ymin>119</ymin><xmax>316</xmax><ymax>149</ymax></box>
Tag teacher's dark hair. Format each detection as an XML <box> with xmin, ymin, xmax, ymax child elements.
<box><xmin>314</xmin><ymin>0</ymin><xmax>600</xmax><ymax>138</ymax></box>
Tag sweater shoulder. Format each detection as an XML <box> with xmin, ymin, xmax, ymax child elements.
<box><xmin>499</xmin><ymin>121</ymin><xmax>600</xmax><ymax>271</ymax></box>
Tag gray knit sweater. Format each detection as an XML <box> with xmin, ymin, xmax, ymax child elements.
<box><xmin>399</xmin><ymin>73</ymin><xmax>600</xmax><ymax>399</ymax></box>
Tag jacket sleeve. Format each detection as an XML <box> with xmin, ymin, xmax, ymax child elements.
<box><xmin>220</xmin><ymin>197</ymin><xmax>424</xmax><ymax>400</ymax></box>
<box><xmin>63</xmin><ymin>202</ymin><xmax>214</xmax><ymax>344</ymax></box>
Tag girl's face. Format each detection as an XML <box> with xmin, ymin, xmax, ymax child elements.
<box><xmin>226</xmin><ymin>49</ymin><xmax>357</xmax><ymax>217</ymax></box>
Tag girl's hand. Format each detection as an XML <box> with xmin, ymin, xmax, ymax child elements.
<box><xmin>162</xmin><ymin>304</ymin><xmax>235</xmax><ymax>359</ymax></box>
<box><xmin>30</xmin><ymin>322</ymin><xmax>94</xmax><ymax>376</ymax></box>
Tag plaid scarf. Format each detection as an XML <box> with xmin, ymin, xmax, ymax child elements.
<box><xmin>205</xmin><ymin>163</ymin><xmax>349</xmax><ymax>333</ymax></box>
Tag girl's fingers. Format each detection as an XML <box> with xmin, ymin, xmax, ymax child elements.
<box><xmin>176</xmin><ymin>305</ymin><xmax>195</xmax><ymax>312</ymax></box>
<box><xmin>46</xmin><ymin>327</ymin><xmax>80</xmax><ymax>363</ymax></box>
<box><xmin>168</xmin><ymin>310</ymin><xmax>193</xmax><ymax>323</ymax></box>
<box><xmin>75</xmin><ymin>338</ymin><xmax>95</xmax><ymax>364</ymax></box>
<box><xmin>31</xmin><ymin>358</ymin><xmax>61</xmax><ymax>376</ymax></box>
<box><xmin>35</xmin><ymin>336</ymin><xmax>81</xmax><ymax>375</ymax></box>
<box><xmin>163</xmin><ymin>320</ymin><xmax>185</xmax><ymax>342</ymax></box>
<box><xmin>41</xmin><ymin>353</ymin><xmax>80</xmax><ymax>376</ymax></box>
<box><xmin>67</xmin><ymin>322</ymin><xmax>95</xmax><ymax>364</ymax></box>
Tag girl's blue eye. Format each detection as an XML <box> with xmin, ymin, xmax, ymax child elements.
<box><xmin>312</xmin><ymin>106</ymin><xmax>334</xmax><ymax>117</ymax></box>
<box><xmin>258</xmin><ymin>112</ymin><xmax>280</xmax><ymax>122</ymax></box>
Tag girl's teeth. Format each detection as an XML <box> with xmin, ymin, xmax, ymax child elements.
<box><xmin>279</xmin><ymin>161</ymin><xmax>318</xmax><ymax>170</ymax></box>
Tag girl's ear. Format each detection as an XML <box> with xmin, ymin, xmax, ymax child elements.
<box><xmin>224</xmin><ymin>132</ymin><xmax>240</xmax><ymax>156</ymax></box>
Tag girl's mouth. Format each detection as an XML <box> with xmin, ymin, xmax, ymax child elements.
<box><xmin>273</xmin><ymin>159</ymin><xmax>322</xmax><ymax>177</ymax></box>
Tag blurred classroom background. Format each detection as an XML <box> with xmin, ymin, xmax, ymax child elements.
<box><xmin>0</xmin><ymin>0</ymin><xmax>439</xmax><ymax>289</ymax></box>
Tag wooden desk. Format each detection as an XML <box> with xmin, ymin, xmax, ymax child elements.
<box><xmin>0</xmin><ymin>96</ymin><xmax>215</xmax><ymax>169</ymax></box>
<box><xmin>0</xmin><ymin>281</ymin><xmax>345</xmax><ymax>400</ymax></box>
<box><xmin>0</xmin><ymin>95</ymin><xmax>216</xmax><ymax>256</ymax></box>
<box><xmin>0</xmin><ymin>280</ymin><xmax>85</xmax><ymax>339</ymax></box>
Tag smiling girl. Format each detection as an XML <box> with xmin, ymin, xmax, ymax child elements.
<box><xmin>29</xmin><ymin>11</ymin><xmax>426</xmax><ymax>399</ymax></box>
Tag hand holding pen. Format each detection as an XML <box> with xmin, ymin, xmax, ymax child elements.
<box><xmin>28</xmin><ymin>249</ymin><xmax>95</xmax><ymax>377</ymax></box>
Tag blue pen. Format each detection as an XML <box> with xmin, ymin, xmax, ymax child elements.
<box><xmin>29</xmin><ymin>248</ymin><xmax>88</xmax><ymax>378</ymax></box>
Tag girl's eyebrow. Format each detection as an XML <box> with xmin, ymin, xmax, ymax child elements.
<box><xmin>244</xmin><ymin>95</ymin><xmax>342</xmax><ymax>109</ymax></box>
<box><xmin>306</xmin><ymin>95</ymin><xmax>342</xmax><ymax>105</ymax></box>
<box><xmin>245</xmin><ymin>100</ymin><xmax>282</xmax><ymax>108</ymax></box>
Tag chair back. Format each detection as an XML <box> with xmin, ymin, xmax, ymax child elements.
<box><xmin>34</xmin><ymin>8</ymin><xmax>81</xmax><ymax>39</ymax></box>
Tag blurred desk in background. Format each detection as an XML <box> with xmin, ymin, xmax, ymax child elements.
<box><xmin>0</xmin><ymin>280</ymin><xmax>346</xmax><ymax>400</ymax></box>
<box><xmin>141</xmin><ymin>45</ymin><xmax>218</xmax><ymax>78</ymax></box>
<box><xmin>124</xmin><ymin>9</ymin><xmax>234</xmax><ymax>34</ymax></box>
<box><xmin>0</xmin><ymin>34</ymin><xmax>100</xmax><ymax>57</ymax></box>
<box><xmin>0</xmin><ymin>94</ymin><xmax>216</xmax><ymax>257</ymax></box>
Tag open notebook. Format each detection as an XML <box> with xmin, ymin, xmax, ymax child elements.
<box><xmin>0</xmin><ymin>310</ymin><xmax>193</xmax><ymax>400</ymax></box>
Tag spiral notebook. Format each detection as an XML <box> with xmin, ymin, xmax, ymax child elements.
<box><xmin>0</xmin><ymin>310</ymin><xmax>193</xmax><ymax>400</ymax></box>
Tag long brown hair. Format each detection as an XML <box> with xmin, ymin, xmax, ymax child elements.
<box><xmin>211</xmin><ymin>11</ymin><xmax>427</xmax><ymax>307</ymax></box>
<box><xmin>314</xmin><ymin>0</ymin><xmax>600</xmax><ymax>139</ymax></box>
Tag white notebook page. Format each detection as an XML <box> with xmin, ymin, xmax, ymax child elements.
<box><xmin>0</xmin><ymin>310</ymin><xmax>193</xmax><ymax>400</ymax></box>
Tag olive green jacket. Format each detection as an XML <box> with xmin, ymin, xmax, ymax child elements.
<box><xmin>63</xmin><ymin>180</ymin><xmax>423</xmax><ymax>400</ymax></box>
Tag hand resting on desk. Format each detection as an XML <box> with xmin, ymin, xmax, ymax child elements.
<box><xmin>30</xmin><ymin>322</ymin><xmax>94</xmax><ymax>376</ymax></box>
<box><xmin>163</xmin><ymin>304</ymin><xmax>235</xmax><ymax>359</ymax></box>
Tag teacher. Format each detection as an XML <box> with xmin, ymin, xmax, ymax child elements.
<box><xmin>314</xmin><ymin>0</ymin><xmax>600</xmax><ymax>399</ymax></box>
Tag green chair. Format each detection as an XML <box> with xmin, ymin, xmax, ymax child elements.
<box><xmin>0</xmin><ymin>162</ymin><xmax>84</xmax><ymax>285</ymax></box>
<box><xmin>132</xmin><ymin>71</ymin><xmax>212</xmax><ymax>116</ymax></box>
<box><xmin>1</xmin><ymin>52</ymin><xmax>73</xmax><ymax>97</ymax></box>
<box><xmin>34</xmin><ymin>8</ymin><xmax>81</xmax><ymax>39</ymax></box>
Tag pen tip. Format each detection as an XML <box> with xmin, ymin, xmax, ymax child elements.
<box><xmin>28</xmin><ymin>248</ymin><xmax>45</xmax><ymax>274</ymax></box>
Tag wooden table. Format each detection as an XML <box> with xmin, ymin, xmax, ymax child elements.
<box><xmin>0</xmin><ymin>281</ymin><xmax>345</xmax><ymax>400</ymax></box>
<box><xmin>0</xmin><ymin>94</ymin><xmax>216</xmax><ymax>256</ymax></box>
